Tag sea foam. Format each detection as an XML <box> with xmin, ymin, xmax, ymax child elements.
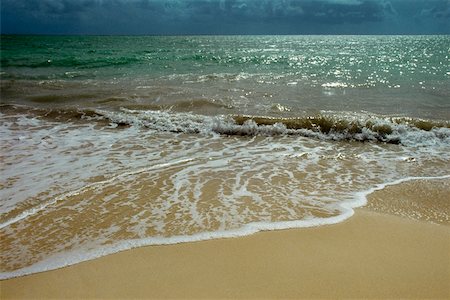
<box><xmin>1</xmin><ymin>175</ymin><xmax>448</xmax><ymax>280</ymax></box>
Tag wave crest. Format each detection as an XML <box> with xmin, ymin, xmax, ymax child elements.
<box><xmin>2</xmin><ymin>104</ymin><xmax>449</xmax><ymax>146</ymax></box>
<box><xmin>100</xmin><ymin>108</ymin><xmax>450</xmax><ymax>146</ymax></box>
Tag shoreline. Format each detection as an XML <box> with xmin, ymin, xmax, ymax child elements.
<box><xmin>2</xmin><ymin>175</ymin><xmax>448</xmax><ymax>281</ymax></box>
<box><xmin>2</xmin><ymin>208</ymin><xmax>449</xmax><ymax>299</ymax></box>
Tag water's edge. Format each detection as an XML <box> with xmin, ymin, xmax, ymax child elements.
<box><xmin>1</xmin><ymin>174</ymin><xmax>448</xmax><ymax>281</ymax></box>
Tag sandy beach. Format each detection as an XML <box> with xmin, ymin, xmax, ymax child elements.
<box><xmin>1</xmin><ymin>208</ymin><xmax>449</xmax><ymax>299</ymax></box>
<box><xmin>2</xmin><ymin>32</ymin><xmax>450</xmax><ymax>300</ymax></box>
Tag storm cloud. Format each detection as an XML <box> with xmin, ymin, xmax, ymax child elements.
<box><xmin>1</xmin><ymin>0</ymin><xmax>449</xmax><ymax>34</ymax></box>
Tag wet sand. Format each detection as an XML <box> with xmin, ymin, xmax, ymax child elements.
<box><xmin>1</xmin><ymin>208</ymin><xmax>449</xmax><ymax>299</ymax></box>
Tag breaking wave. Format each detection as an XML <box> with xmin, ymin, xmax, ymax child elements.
<box><xmin>3</xmin><ymin>104</ymin><xmax>448</xmax><ymax>147</ymax></box>
<box><xmin>98</xmin><ymin>108</ymin><xmax>449</xmax><ymax>146</ymax></box>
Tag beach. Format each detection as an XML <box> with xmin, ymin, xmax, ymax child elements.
<box><xmin>1</xmin><ymin>35</ymin><xmax>449</xmax><ymax>298</ymax></box>
<box><xmin>2</xmin><ymin>208</ymin><xmax>449</xmax><ymax>299</ymax></box>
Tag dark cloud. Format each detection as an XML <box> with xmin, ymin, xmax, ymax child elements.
<box><xmin>1</xmin><ymin>0</ymin><xmax>449</xmax><ymax>35</ymax></box>
<box><xmin>419</xmin><ymin>0</ymin><xmax>450</xmax><ymax>19</ymax></box>
<box><xmin>298</xmin><ymin>0</ymin><xmax>388</xmax><ymax>24</ymax></box>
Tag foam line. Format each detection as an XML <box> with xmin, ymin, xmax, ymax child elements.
<box><xmin>2</xmin><ymin>174</ymin><xmax>448</xmax><ymax>280</ymax></box>
<box><xmin>99</xmin><ymin>108</ymin><xmax>450</xmax><ymax>146</ymax></box>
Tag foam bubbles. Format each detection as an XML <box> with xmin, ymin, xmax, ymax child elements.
<box><xmin>99</xmin><ymin>108</ymin><xmax>450</xmax><ymax>147</ymax></box>
<box><xmin>1</xmin><ymin>108</ymin><xmax>449</xmax><ymax>279</ymax></box>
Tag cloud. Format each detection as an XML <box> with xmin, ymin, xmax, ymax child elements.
<box><xmin>1</xmin><ymin>0</ymin><xmax>449</xmax><ymax>34</ymax></box>
<box><xmin>300</xmin><ymin>0</ymin><xmax>389</xmax><ymax>23</ymax></box>
<box><xmin>325</xmin><ymin>0</ymin><xmax>363</xmax><ymax>5</ymax></box>
<box><xmin>419</xmin><ymin>0</ymin><xmax>450</xmax><ymax>19</ymax></box>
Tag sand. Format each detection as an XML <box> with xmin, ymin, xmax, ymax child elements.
<box><xmin>1</xmin><ymin>209</ymin><xmax>449</xmax><ymax>299</ymax></box>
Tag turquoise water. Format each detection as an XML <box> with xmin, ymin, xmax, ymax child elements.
<box><xmin>1</xmin><ymin>35</ymin><xmax>449</xmax><ymax>279</ymax></box>
<box><xmin>2</xmin><ymin>35</ymin><xmax>450</xmax><ymax>119</ymax></box>
<box><xmin>2</xmin><ymin>35</ymin><xmax>449</xmax><ymax>82</ymax></box>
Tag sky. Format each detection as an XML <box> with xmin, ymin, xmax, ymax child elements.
<box><xmin>1</xmin><ymin>0</ymin><xmax>449</xmax><ymax>35</ymax></box>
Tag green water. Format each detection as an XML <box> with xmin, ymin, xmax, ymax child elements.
<box><xmin>2</xmin><ymin>35</ymin><xmax>449</xmax><ymax>85</ymax></box>
<box><xmin>1</xmin><ymin>35</ymin><xmax>450</xmax><ymax>279</ymax></box>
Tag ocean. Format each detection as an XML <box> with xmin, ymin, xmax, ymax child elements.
<box><xmin>1</xmin><ymin>35</ymin><xmax>449</xmax><ymax>279</ymax></box>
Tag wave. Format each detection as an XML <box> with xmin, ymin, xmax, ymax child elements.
<box><xmin>1</xmin><ymin>56</ymin><xmax>141</xmax><ymax>69</ymax></box>
<box><xmin>137</xmin><ymin>98</ymin><xmax>234</xmax><ymax>111</ymax></box>
<box><xmin>1</xmin><ymin>174</ymin><xmax>448</xmax><ymax>280</ymax></box>
<box><xmin>101</xmin><ymin>108</ymin><xmax>450</xmax><ymax>146</ymax></box>
<box><xmin>232</xmin><ymin>114</ymin><xmax>450</xmax><ymax>144</ymax></box>
<box><xmin>0</xmin><ymin>53</ymin><xmax>293</xmax><ymax>70</ymax></box>
<box><xmin>2</xmin><ymin>104</ymin><xmax>449</xmax><ymax>146</ymax></box>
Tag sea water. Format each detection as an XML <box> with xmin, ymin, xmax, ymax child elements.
<box><xmin>1</xmin><ymin>35</ymin><xmax>449</xmax><ymax>279</ymax></box>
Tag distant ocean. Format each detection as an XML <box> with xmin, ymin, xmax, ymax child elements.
<box><xmin>1</xmin><ymin>35</ymin><xmax>449</xmax><ymax>279</ymax></box>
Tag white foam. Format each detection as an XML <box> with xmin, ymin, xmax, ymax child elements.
<box><xmin>98</xmin><ymin>108</ymin><xmax>450</xmax><ymax>147</ymax></box>
<box><xmin>1</xmin><ymin>109</ymin><xmax>449</xmax><ymax>280</ymax></box>
<box><xmin>2</xmin><ymin>174</ymin><xmax>448</xmax><ymax>280</ymax></box>
<box><xmin>0</xmin><ymin>158</ymin><xmax>194</xmax><ymax>229</ymax></box>
<box><xmin>322</xmin><ymin>82</ymin><xmax>349</xmax><ymax>88</ymax></box>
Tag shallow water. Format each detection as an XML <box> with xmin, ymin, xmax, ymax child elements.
<box><xmin>1</xmin><ymin>35</ymin><xmax>449</xmax><ymax>279</ymax></box>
